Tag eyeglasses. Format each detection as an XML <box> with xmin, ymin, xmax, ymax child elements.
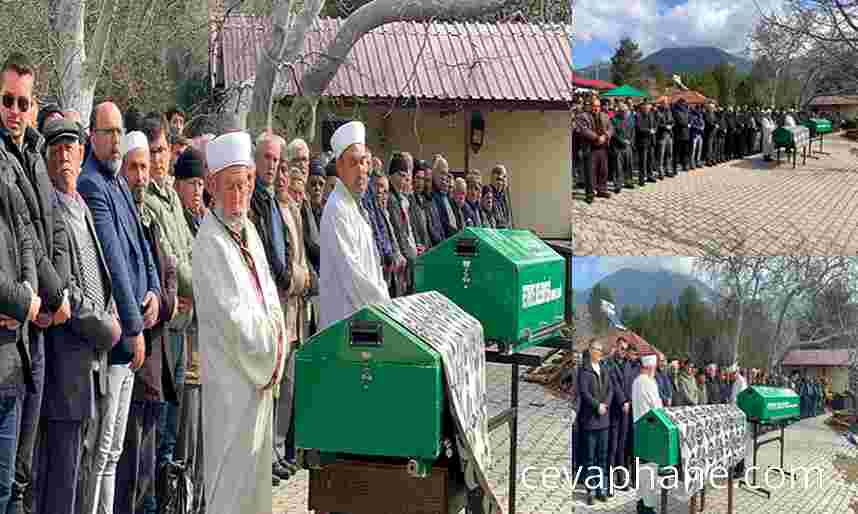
<box><xmin>93</xmin><ymin>128</ymin><xmax>124</xmax><ymax>138</ymax></box>
<box><xmin>2</xmin><ymin>94</ymin><xmax>30</xmax><ymax>113</ymax></box>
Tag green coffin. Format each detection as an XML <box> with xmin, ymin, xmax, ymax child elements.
<box><xmin>413</xmin><ymin>228</ymin><xmax>566</xmax><ymax>353</ymax></box>
<box><xmin>804</xmin><ymin>118</ymin><xmax>832</xmax><ymax>136</ymax></box>
<box><xmin>294</xmin><ymin>305</ymin><xmax>443</xmax><ymax>460</ymax></box>
<box><xmin>773</xmin><ymin>126</ymin><xmax>809</xmax><ymax>149</ymax></box>
<box><xmin>634</xmin><ymin>408</ymin><xmax>680</xmax><ymax>467</ymax></box>
<box><xmin>737</xmin><ymin>386</ymin><xmax>800</xmax><ymax>423</ymax></box>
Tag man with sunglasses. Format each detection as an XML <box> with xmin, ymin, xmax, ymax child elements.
<box><xmin>0</xmin><ymin>51</ymin><xmax>71</xmax><ymax>514</ymax></box>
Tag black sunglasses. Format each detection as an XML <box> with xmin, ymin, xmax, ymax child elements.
<box><xmin>2</xmin><ymin>94</ymin><xmax>30</xmax><ymax>113</ymax></box>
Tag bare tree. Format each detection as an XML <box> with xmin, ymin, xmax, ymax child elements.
<box><xmin>697</xmin><ymin>256</ymin><xmax>858</xmax><ymax>373</ymax></box>
<box><xmin>46</xmin><ymin>0</ymin><xmax>122</xmax><ymax>125</ymax></box>
<box><xmin>763</xmin><ymin>257</ymin><xmax>856</xmax><ymax>371</ymax></box>
<box><xmin>695</xmin><ymin>256</ymin><xmax>769</xmax><ymax>364</ymax></box>
<box><xmin>240</xmin><ymin>0</ymin><xmax>511</xmax><ymax>137</ymax></box>
<box><xmin>753</xmin><ymin>0</ymin><xmax>858</xmax><ymax>108</ymax></box>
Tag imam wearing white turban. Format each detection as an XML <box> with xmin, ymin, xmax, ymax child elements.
<box><xmin>318</xmin><ymin>121</ymin><xmax>389</xmax><ymax>330</ymax></box>
<box><xmin>194</xmin><ymin>131</ymin><xmax>288</xmax><ymax>514</ymax></box>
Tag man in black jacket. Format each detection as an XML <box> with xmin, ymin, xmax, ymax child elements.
<box><xmin>248</xmin><ymin>133</ymin><xmax>294</xmax><ymax>483</ymax></box>
<box><xmin>704</xmin><ymin>103</ymin><xmax>719</xmax><ymax>166</ymax></box>
<box><xmin>578</xmin><ymin>340</ymin><xmax>614</xmax><ymax>505</ymax></box>
<box><xmin>610</xmin><ymin>103</ymin><xmax>635</xmax><ymax>192</ymax></box>
<box><xmin>635</xmin><ymin>102</ymin><xmax>657</xmax><ymax>185</ymax></box>
<box><xmin>0</xmin><ymin>175</ymin><xmax>40</xmax><ymax>514</ymax></box>
<box><xmin>725</xmin><ymin>106</ymin><xmax>738</xmax><ymax>160</ymax></box>
<box><xmin>655</xmin><ymin>100</ymin><xmax>675</xmax><ymax>178</ymax></box>
<box><xmin>605</xmin><ymin>340</ymin><xmax>631</xmax><ymax>494</ymax></box>
<box><xmin>35</xmin><ymin>119</ymin><xmax>122</xmax><ymax>514</ymax></box>
<box><xmin>249</xmin><ymin>134</ymin><xmax>292</xmax><ymax>297</ymax></box>
<box><xmin>0</xmin><ymin>51</ymin><xmax>72</xmax><ymax>514</ymax></box>
<box><xmin>672</xmin><ymin>99</ymin><xmax>691</xmax><ymax>172</ymax></box>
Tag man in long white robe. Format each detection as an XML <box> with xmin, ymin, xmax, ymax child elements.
<box><xmin>193</xmin><ymin>131</ymin><xmax>287</xmax><ymax>514</ymax></box>
<box><xmin>761</xmin><ymin>111</ymin><xmax>776</xmax><ymax>160</ymax></box>
<box><xmin>319</xmin><ymin>121</ymin><xmax>389</xmax><ymax>330</ymax></box>
<box><xmin>729</xmin><ymin>363</ymin><xmax>751</xmax><ymax>479</ymax></box>
<box><xmin>632</xmin><ymin>354</ymin><xmax>663</xmax><ymax>514</ymax></box>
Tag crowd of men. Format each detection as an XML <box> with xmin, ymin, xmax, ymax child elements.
<box><xmin>572</xmin><ymin>336</ymin><xmax>836</xmax><ymax>513</ymax></box>
<box><xmin>0</xmin><ymin>50</ymin><xmax>517</xmax><ymax>514</ymax></box>
<box><xmin>573</xmin><ymin>337</ymin><xmax>777</xmax><ymax>512</ymax></box>
<box><xmin>355</xmin><ymin>153</ymin><xmax>512</xmax><ymax>297</ymax></box>
<box><xmin>572</xmin><ymin>93</ymin><xmax>839</xmax><ymax>203</ymax></box>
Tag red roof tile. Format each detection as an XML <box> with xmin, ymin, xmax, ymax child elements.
<box><xmin>781</xmin><ymin>349</ymin><xmax>850</xmax><ymax>367</ymax></box>
<box><xmin>570</xmin><ymin>74</ymin><xmax>616</xmax><ymax>90</ymax></box>
<box><xmin>214</xmin><ymin>16</ymin><xmax>574</xmax><ymax>105</ymax></box>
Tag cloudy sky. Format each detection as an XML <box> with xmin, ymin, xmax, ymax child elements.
<box><xmin>572</xmin><ymin>256</ymin><xmax>701</xmax><ymax>290</ymax></box>
<box><xmin>572</xmin><ymin>0</ymin><xmax>779</xmax><ymax>68</ymax></box>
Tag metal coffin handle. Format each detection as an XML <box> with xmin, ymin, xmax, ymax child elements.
<box><xmin>348</xmin><ymin>319</ymin><xmax>383</xmax><ymax>347</ymax></box>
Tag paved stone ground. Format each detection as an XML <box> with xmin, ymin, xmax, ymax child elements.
<box><xmin>572</xmin><ymin>134</ymin><xmax>858</xmax><ymax>255</ymax></box>
<box><xmin>273</xmin><ymin>350</ymin><xmax>573</xmax><ymax>513</ymax></box>
<box><xmin>575</xmin><ymin>414</ymin><xmax>858</xmax><ymax>514</ymax></box>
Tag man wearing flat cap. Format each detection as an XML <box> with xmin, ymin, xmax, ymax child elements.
<box><xmin>36</xmin><ymin>118</ymin><xmax>121</xmax><ymax>514</ymax></box>
<box><xmin>171</xmin><ymin>147</ymin><xmax>207</xmax><ymax>510</ymax></box>
<box><xmin>193</xmin><ymin>131</ymin><xmax>286</xmax><ymax>514</ymax></box>
<box><xmin>318</xmin><ymin>121</ymin><xmax>389</xmax><ymax>330</ymax></box>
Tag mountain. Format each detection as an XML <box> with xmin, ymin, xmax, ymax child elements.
<box><xmin>575</xmin><ymin>46</ymin><xmax>751</xmax><ymax>79</ymax></box>
<box><xmin>641</xmin><ymin>47</ymin><xmax>751</xmax><ymax>75</ymax></box>
<box><xmin>573</xmin><ymin>268</ymin><xmax>715</xmax><ymax>309</ymax></box>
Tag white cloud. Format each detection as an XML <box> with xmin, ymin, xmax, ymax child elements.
<box><xmin>572</xmin><ymin>0</ymin><xmax>782</xmax><ymax>58</ymax></box>
<box><xmin>595</xmin><ymin>257</ymin><xmax>697</xmax><ymax>277</ymax></box>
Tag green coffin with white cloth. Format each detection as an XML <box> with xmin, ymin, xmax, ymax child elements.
<box><xmin>294</xmin><ymin>291</ymin><xmax>501</xmax><ymax>514</ymax></box>
<box><xmin>634</xmin><ymin>405</ymin><xmax>747</xmax><ymax>493</ymax></box>
<box><xmin>736</xmin><ymin>386</ymin><xmax>800</xmax><ymax>423</ymax></box>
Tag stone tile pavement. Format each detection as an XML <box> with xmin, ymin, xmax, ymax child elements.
<box><xmin>273</xmin><ymin>350</ymin><xmax>573</xmax><ymax>513</ymax></box>
<box><xmin>575</xmin><ymin>415</ymin><xmax>858</xmax><ymax>514</ymax></box>
<box><xmin>572</xmin><ymin>134</ymin><xmax>858</xmax><ymax>255</ymax></box>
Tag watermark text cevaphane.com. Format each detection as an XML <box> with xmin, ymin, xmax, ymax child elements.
<box><xmin>521</xmin><ymin>459</ymin><xmax>825</xmax><ymax>492</ymax></box>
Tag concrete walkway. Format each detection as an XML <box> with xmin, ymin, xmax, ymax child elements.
<box><xmin>572</xmin><ymin>134</ymin><xmax>858</xmax><ymax>255</ymax></box>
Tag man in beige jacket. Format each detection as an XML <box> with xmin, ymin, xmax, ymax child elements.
<box><xmin>274</xmin><ymin>163</ymin><xmax>314</xmax><ymax>476</ymax></box>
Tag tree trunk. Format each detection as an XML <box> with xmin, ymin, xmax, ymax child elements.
<box><xmin>732</xmin><ymin>299</ymin><xmax>743</xmax><ymax>364</ymax></box>
<box><xmin>246</xmin><ymin>0</ymin><xmax>325</xmax><ymax>135</ymax></box>
<box><xmin>48</xmin><ymin>0</ymin><xmax>119</xmax><ymax>127</ymax></box>
<box><xmin>242</xmin><ymin>0</ymin><xmax>509</xmax><ymax>139</ymax></box>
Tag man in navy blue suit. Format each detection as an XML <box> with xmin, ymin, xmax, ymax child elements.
<box><xmin>78</xmin><ymin>102</ymin><xmax>161</xmax><ymax>514</ymax></box>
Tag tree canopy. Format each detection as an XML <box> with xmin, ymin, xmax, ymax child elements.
<box><xmin>610</xmin><ymin>37</ymin><xmax>643</xmax><ymax>87</ymax></box>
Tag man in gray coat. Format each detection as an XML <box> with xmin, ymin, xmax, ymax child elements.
<box><xmin>386</xmin><ymin>152</ymin><xmax>418</xmax><ymax>294</ymax></box>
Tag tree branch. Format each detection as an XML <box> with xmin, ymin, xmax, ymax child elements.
<box><xmin>295</xmin><ymin>0</ymin><xmax>508</xmax><ymax>99</ymax></box>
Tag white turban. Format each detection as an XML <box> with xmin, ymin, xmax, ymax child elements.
<box><xmin>641</xmin><ymin>355</ymin><xmax>658</xmax><ymax>368</ymax></box>
<box><xmin>206</xmin><ymin>131</ymin><xmax>253</xmax><ymax>175</ymax></box>
<box><xmin>331</xmin><ymin>121</ymin><xmax>366</xmax><ymax>161</ymax></box>
<box><xmin>122</xmin><ymin>131</ymin><xmax>148</xmax><ymax>156</ymax></box>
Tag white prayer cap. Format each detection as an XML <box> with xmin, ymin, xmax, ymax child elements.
<box><xmin>707</xmin><ymin>363</ymin><xmax>717</xmax><ymax>370</ymax></box>
<box><xmin>122</xmin><ymin>131</ymin><xmax>148</xmax><ymax>156</ymax></box>
<box><xmin>641</xmin><ymin>354</ymin><xmax>658</xmax><ymax>368</ymax></box>
<box><xmin>206</xmin><ymin>131</ymin><xmax>253</xmax><ymax>175</ymax></box>
<box><xmin>331</xmin><ymin>121</ymin><xmax>366</xmax><ymax>161</ymax></box>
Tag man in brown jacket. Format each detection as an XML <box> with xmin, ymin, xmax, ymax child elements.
<box><xmin>575</xmin><ymin>96</ymin><xmax>613</xmax><ymax>203</ymax></box>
